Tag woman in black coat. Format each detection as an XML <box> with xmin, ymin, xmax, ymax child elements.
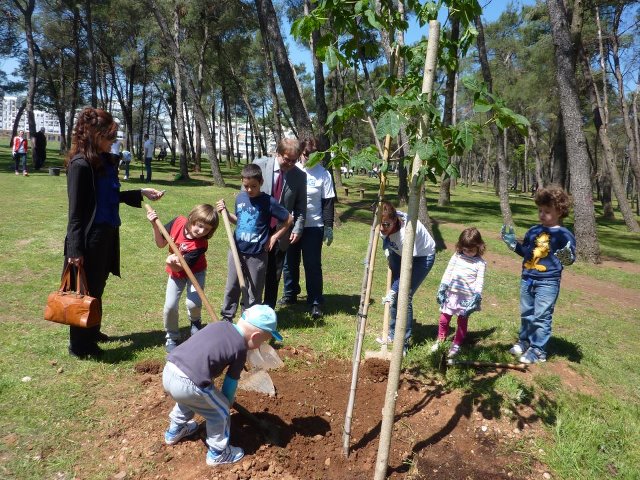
<box><xmin>65</xmin><ymin>107</ymin><xmax>164</xmax><ymax>358</ymax></box>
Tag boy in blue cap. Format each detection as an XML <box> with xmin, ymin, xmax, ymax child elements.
<box><xmin>161</xmin><ymin>304</ymin><xmax>282</xmax><ymax>466</ymax></box>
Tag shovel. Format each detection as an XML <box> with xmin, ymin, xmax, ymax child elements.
<box><xmin>145</xmin><ymin>204</ymin><xmax>281</xmax><ymax>395</ymax></box>
<box><xmin>219</xmin><ymin>207</ymin><xmax>285</xmax><ymax>374</ymax></box>
<box><xmin>364</xmin><ymin>267</ymin><xmax>393</xmax><ymax>361</ymax></box>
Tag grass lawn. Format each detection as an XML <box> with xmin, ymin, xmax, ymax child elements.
<box><xmin>0</xmin><ymin>142</ymin><xmax>639</xmax><ymax>479</ymax></box>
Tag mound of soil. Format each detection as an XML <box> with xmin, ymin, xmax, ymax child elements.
<box><xmin>81</xmin><ymin>347</ymin><xmax>553</xmax><ymax>480</ymax></box>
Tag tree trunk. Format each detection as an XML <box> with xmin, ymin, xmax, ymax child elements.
<box><xmin>255</xmin><ymin>0</ymin><xmax>314</xmax><ymax>140</ymax></box>
<box><xmin>13</xmin><ymin>0</ymin><xmax>37</xmax><ymax>147</ymax></box>
<box><xmin>305</xmin><ymin>0</ymin><xmax>330</xmax><ymax>153</ymax></box>
<box><xmin>65</xmin><ymin>5</ymin><xmax>81</xmax><ymax>153</ymax></box>
<box><xmin>529</xmin><ymin>127</ymin><xmax>545</xmax><ymax>188</ymax></box>
<box><xmin>83</xmin><ymin>0</ymin><xmax>98</xmax><ymax>107</ymax></box>
<box><xmin>611</xmin><ymin>5</ymin><xmax>640</xmax><ymax>216</ymax></box>
<box><xmin>149</xmin><ymin>0</ymin><xmax>224</xmax><ymax>185</ymax></box>
<box><xmin>575</xmin><ymin>11</ymin><xmax>640</xmax><ymax>231</ymax></box>
<box><xmin>374</xmin><ymin>22</ymin><xmax>440</xmax><ymax>480</ymax></box>
<box><xmin>475</xmin><ymin>16</ymin><xmax>513</xmax><ymax>227</ymax></box>
<box><xmin>438</xmin><ymin>16</ymin><xmax>460</xmax><ymax>207</ymax></box>
<box><xmin>551</xmin><ymin>115</ymin><xmax>567</xmax><ymax>186</ymax></box>
<box><xmin>546</xmin><ymin>0</ymin><xmax>601</xmax><ymax>261</ymax></box>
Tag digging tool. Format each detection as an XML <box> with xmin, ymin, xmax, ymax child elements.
<box><xmin>233</xmin><ymin>401</ymin><xmax>282</xmax><ymax>446</ymax></box>
<box><xmin>364</xmin><ymin>267</ymin><xmax>393</xmax><ymax>361</ymax></box>
<box><xmin>439</xmin><ymin>355</ymin><xmax>528</xmax><ymax>373</ymax></box>
<box><xmin>219</xmin><ymin>206</ymin><xmax>284</xmax><ymax>373</ymax></box>
<box><xmin>144</xmin><ymin>204</ymin><xmax>282</xmax><ymax>395</ymax></box>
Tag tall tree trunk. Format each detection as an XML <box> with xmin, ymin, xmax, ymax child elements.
<box><xmin>574</xmin><ymin>9</ymin><xmax>640</xmax><ymax>231</ymax></box>
<box><xmin>546</xmin><ymin>0</ymin><xmax>601</xmax><ymax>261</ymax></box>
<box><xmin>305</xmin><ymin>0</ymin><xmax>330</xmax><ymax>153</ymax></box>
<box><xmin>374</xmin><ymin>21</ymin><xmax>440</xmax><ymax>480</ymax></box>
<box><xmin>475</xmin><ymin>16</ymin><xmax>513</xmax><ymax>227</ymax></box>
<box><xmin>65</xmin><ymin>5</ymin><xmax>81</xmax><ymax>152</ymax></box>
<box><xmin>255</xmin><ymin>0</ymin><xmax>314</xmax><ymax>140</ymax></box>
<box><xmin>530</xmin><ymin>128</ymin><xmax>545</xmax><ymax>188</ymax></box>
<box><xmin>171</xmin><ymin>9</ymin><xmax>188</xmax><ymax>179</ymax></box>
<box><xmin>611</xmin><ymin>5</ymin><xmax>640</xmax><ymax>216</ymax></box>
<box><xmin>13</xmin><ymin>0</ymin><xmax>37</xmax><ymax>146</ymax></box>
<box><xmin>83</xmin><ymin>0</ymin><xmax>98</xmax><ymax>107</ymax></box>
<box><xmin>438</xmin><ymin>16</ymin><xmax>460</xmax><ymax>207</ymax></box>
<box><xmin>551</xmin><ymin>115</ymin><xmax>567</xmax><ymax>186</ymax></box>
<box><xmin>149</xmin><ymin>0</ymin><xmax>225</xmax><ymax>185</ymax></box>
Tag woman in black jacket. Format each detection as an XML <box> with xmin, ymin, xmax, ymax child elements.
<box><xmin>65</xmin><ymin>107</ymin><xmax>164</xmax><ymax>358</ymax></box>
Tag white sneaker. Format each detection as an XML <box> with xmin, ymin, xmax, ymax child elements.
<box><xmin>430</xmin><ymin>341</ymin><xmax>442</xmax><ymax>353</ymax></box>
<box><xmin>375</xmin><ymin>335</ymin><xmax>393</xmax><ymax>345</ymax></box>
<box><xmin>206</xmin><ymin>445</ymin><xmax>244</xmax><ymax>465</ymax></box>
<box><xmin>509</xmin><ymin>341</ymin><xmax>527</xmax><ymax>356</ymax></box>
<box><xmin>447</xmin><ymin>344</ymin><xmax>461</xmax><ymax>358</ymax></box>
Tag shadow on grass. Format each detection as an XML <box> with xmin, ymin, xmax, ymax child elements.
<box><xmin>275</xmin><ymin>293</ymin><xmax>361</xmax><ymax>332</ymax></box>
<box><xmin>548</xmin><ymin>335</ymin><xmax>582</xmax><ymax>363</ymax></box>
<box><xmin>100</xmin><ymin>329</ymin><xmax>167</xmax><ymax>363</ymax></box>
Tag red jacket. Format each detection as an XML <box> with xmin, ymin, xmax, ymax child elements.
<box><xmin>12</xmin><ymin>136</ymin><xmax>28</xmax><ymax>153</ymax></box>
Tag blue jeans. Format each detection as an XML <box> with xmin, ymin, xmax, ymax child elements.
<box><xmin>388</xmin><ymin>251</ymin><xmax>436</xmax><ymax>343</ymax></box>
<box><xmin>518</xmin><ymin>277</ymin><xmax>560</xmax><ymax>354</ymax></box>
<box><xmin>145</xmin><ymin>157</ymin><xmax>152</xmax><ymax>182</ymax></box>
<box><xmin>14</xmin><ymin>152</ymin><xmax>27</xmax><ymax>172</ymax></box>
<box><xmin>283</xmin><ymin>226</ymin><xmax>325</xmax><ymax>305</ymax></box>
<box><xmin>163</xmin><ymin>362</ymin><xmax>230</xmax><ymax>451</ymax></box>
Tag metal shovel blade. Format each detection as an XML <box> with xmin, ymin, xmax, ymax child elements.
<box><xmin>239</xmin><ymin>368</ymin><xmax>276</xmax><ymax>396</ymax></box>
<box><xmin>246</xmin><ymin>344</ymin><xmax>284</xmax><ymax>371</ymax></box>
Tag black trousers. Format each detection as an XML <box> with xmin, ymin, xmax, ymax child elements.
<box><xmin>263</xmin><ymin>236</ymin><xmax>287</xmax><ymax>309</ymax></box>
<box><xmin>67</xmin><ymin>225</ymin><xmax>118</xmax><ymax>353</ymax></box>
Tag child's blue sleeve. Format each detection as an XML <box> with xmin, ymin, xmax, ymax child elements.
<box><xmin>221</xmin><ymin>375</ymin><xmax>238</xmax><ymax>404</ymax></box>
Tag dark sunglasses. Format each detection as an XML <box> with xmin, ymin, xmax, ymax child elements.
<box><xmin>381</xmin><ymin>222</ymin><xmax>393</xmax><ymax>228</ymax></box>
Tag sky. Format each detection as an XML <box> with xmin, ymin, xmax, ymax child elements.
<box><xmin>286</xmin><ymin>0</ymin><xmax>534</xmax><ymax>68</ymax></box>
<box><xmin>1</xmin><ymin>0</ymin><xmax>532</xmax><ymax>92</ymax></box>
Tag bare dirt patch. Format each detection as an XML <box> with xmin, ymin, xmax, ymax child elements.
<box><xmin>76</xmin><ymin>347</ymin><xmax>558</xmax><ymax>480</ymax></box>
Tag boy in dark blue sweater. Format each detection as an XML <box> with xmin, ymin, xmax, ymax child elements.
<box><xmin>501</xmin><ymin>185</ymin><xmax>576</xmax><ymax>364</ymax></box>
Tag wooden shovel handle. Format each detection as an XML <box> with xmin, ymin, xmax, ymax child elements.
<box><xmin>145</xmin><ymin>204</ymin><xmax>218</xmax><ymax>322</ymax></box>
<box><xmin>220</xmin><ymin>207</ymin><xmax>250</xmax><ymax>308</ymax></box>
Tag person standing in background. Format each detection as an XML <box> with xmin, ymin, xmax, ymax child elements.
<box><xmin>12</xmin><ymin>130</ymin><xmax>29</xmax><ymax>176</ymax></box>
<box><xmin>34</xmin><ymin>128</ymin><xmax>47</xmax><ymax>170</ymax></box>
<box><xmin>252</xmin><ymin>139</ymin><xmax>307</xmax><ymax>309</ymax></box>
<box><xmin>281</xmin><ymin>138</ymin><xmax>336</xmax><ymax>319</ymax></box>
<box><xmin>143</xmin><ymin>134</ymin><xmax>154</xmax><ymax>183</ymax></box>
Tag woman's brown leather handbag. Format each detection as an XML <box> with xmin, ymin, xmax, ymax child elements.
<box><xmin>44</xmin><ymin>264</ymin><xmax>100</xmax><ymax>328</ymax></box>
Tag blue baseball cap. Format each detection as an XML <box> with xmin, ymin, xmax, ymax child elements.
<box><xmin>241</xmin><ymin>305</ymin><xmax>283</xmax><ymax>341</ymax></box>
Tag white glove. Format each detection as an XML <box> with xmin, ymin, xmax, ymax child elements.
<box><xmin>381</xmin><ymin>290</ymin><xmax>396</xmax><ymax>305</ymax></box>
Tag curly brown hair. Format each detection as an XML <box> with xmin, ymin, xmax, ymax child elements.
<box><xmin>534</xmin><ymin>185</ymin><xmax>571</xmax><ymax>219</ymax></box>
<box><xmin>455</xmin><ymin>227</ymin><xmax>486</xmax><ymax>256</ymax></box>
<box><xmin>65</xmin><ymin>107</ymin><xmax>118</xmax><ymax>171</ymax></box>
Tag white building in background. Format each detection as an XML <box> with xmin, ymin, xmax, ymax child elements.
<box><xmin>0</xmin><ymin>95</ymin><xmax>277</xmax><ymax>159</ymax></box>
<box><xmin>0</xmin><ymin>96</ymin><xmax>63</xmax><ymax>136</ymax></box>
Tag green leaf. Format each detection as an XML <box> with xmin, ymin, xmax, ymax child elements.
<box><xmin>376</xmin><ymin>110</ymin><xmax>402</xmax><ymax>139</ymax></box>
<box><xmin>473</xmin><ymin>99</ymin><xmax>492</xmax><ymax>113</ymax></box>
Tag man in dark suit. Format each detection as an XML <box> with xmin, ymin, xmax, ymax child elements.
<box><xmin>253</xmin><ymin>139</ymin><xmax>307</xmax><ymax>308</ymax></box>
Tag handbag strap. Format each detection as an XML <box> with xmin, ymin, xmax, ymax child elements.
<box><xmin>59</xmin><ymin>263</ymin><xmax>73</xmax><ymax>292</ymax></box>
<box><xmin>76</xmin><ymin>265</ymin><xmax>91</xmax><ymax>296</ymax></box>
